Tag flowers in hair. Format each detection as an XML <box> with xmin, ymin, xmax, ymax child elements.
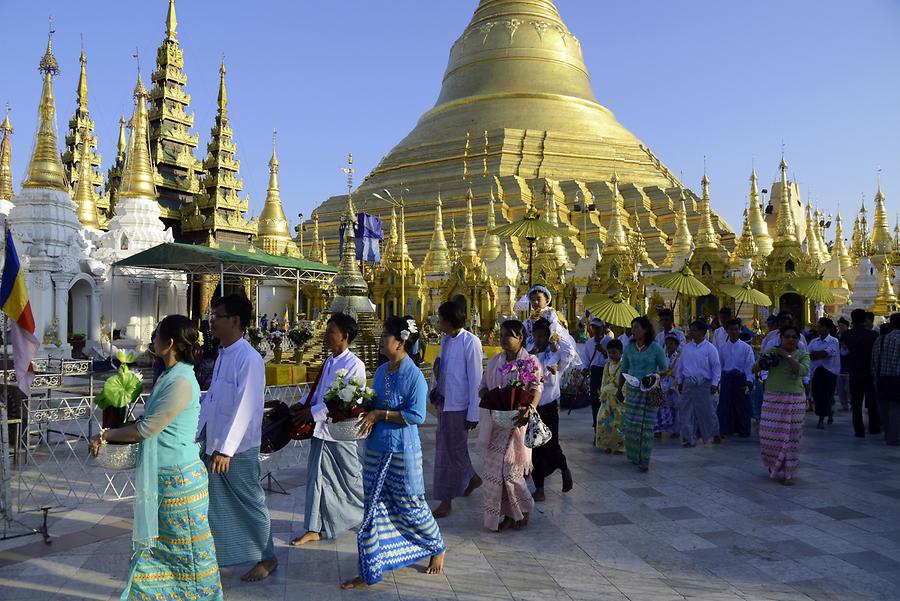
<box><xmin>400</xmin><ymin>318</ymin><xmax>419</xmax><ymax>341</ymax></box>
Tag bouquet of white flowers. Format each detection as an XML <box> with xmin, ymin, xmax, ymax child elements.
<box><xmin>323</xmin><ymin>369</ymin><xmax>376</xmax><ymax>422</ymax></box>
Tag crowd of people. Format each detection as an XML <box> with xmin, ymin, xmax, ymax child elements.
<box><xmin>87</xmin><ymin>288</ymin><xmax>900</xmax><ymax>598</ymax></box>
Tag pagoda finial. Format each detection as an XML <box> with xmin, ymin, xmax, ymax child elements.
<box><xmin>871</xmin><ymin>170</ymin><xmax>893</xmax><ymax>257</ymax></box>
<box><xmin>734</xmin><ymin>206</ymin><xmax>758</xmax><ymax>260</ymax></box>
<box><xmin>804</xmin><ymin>201</ymin><xmax>822</xmax><ymax>263</ymax></box>
<box><xmin>747</xmin><ymin>165</ymin><xmax>772</xmax><ymax>256</ymax></box>
<box><xmin>23</xmin><ymin>22</ymin><xmax>67</xmax><ymax>192</ymax></box>
<box><xmin>118</xmin><ymin>68</ymin><xmax>158</xmax><ymax>199</ymax></box>
<box><xmin>480</xmin><ymin>187</ymin><xmax>502</xmax><ymax>262</ymax></box>
<box><xmin>257</xmin><ymin>130</ymin><xmax>293</xmax><ymax>254</ymax></box>
<box><xmin>166</xmin><ymin>0</ymin><xmax>178</xmax><ymax>40</ymax></box>
<box><xmin>76</xmin><ymin>46</ymin><xmax>88</xmax><ymax>110</ymax></box>
<box><xmin>116</xmin><ymin>114</ymin><xmax>127</xmax><ymax>160</ymax></box>
<box><xmin>449</xmin><ymin>218</ymin><xmax>460</xmax><ymax>264</ymax></box>
<box><xmin>217</xmin><ymin>56</ymin><xmax>228</xmax><ymax>116</ymax></box>
<box><xmin>73</xmin><ymin>129</ymin><xmax>100</xmax><ymax>229</ymax></box>
<box><xmin>663</xmin><ymin>189</ymin><xmax>693</xmax><ymax>266</ymax></box>
<box><xmin>695</xmin><ymin>171</ymin><xmax>719</xmax><ymax>250</ymax></box>
<box><xmin>423</xmin><ymin>190</ymin><xmax>451</xmax><ymax>275</ymax></box>
<box><xmin>341</xmin><ymin>152</ymin><xmax>356</xmax><ymax>218</ymax></box>
<box><xmin>774</xmin><ymin>153</ymin><xmax>797</xmax><ymax>243</ymax></box>
<box><xmin>461</xmin><ymin>187</ymin><xmax>480</xmax><ymax>264</ymax></box>
<box><xmin>833</xmin><ymin>211</ymin><xmax>853</xmax><ymax>274</ymax></box>
<box><xmin>0</xmin><ymin>106</ymin><xmax>13</xmax><ymax>201</ymax></box>
<box><xmin>309</xmin><ymin>212</ymin><xmax>323</xmax><ymax>263</ymax></box>
<box><xmin>604</xmin><ymin>173</ymin><xmax>629</xmax><ymax>252</ymax></box>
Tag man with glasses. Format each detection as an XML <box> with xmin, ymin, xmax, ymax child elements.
<box><xmin>197</xmin><ymin>294</ymin><xmax>277</xmax><ymax>582</ymax></box>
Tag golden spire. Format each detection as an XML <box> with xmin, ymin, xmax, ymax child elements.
<box><xmin>872</xmin><ymin>258</ymin><xmax>897</xmax><ymax>315</ymax></box>
<box><xmin>72</xmin><ymin>131</ymin><xmax>100</xmax><ymax>228</ymax></box>
<box><xmin>116</xmin><ymin>114</ymin><xmax>127</xmax><ymax>161</ymax></box>
<box><xmin>628</xmin><ymin>200</ymin><xmax>648</xmax><ymax>268</ymax></box>
<box><xmin>814</xmin><ymin>208</ymin><xmax>831</xmax><ymax>261</ymax></box>
<box><xmin>804</xmin><ymin>201</ymin><xmax>823</xmax><ymax>264</ymax></box>
<box><xmin>423</xmin><ymin>190</ymin><xmax>450</xmax><ymax>274</ymax></box>
<box><xmin>694</xmin><ymin>169</ymin><xmax>719</xmax><ymax>249</ymax></box>
<box><xmin>0</xmin><ymin>108</ymin><xmax>13</xmax><ymax>201</ymax></box>
<box><xmin>461</xmin><ymin>187</ymin><xmax>480</xmax><ymax>264</ymax></box>
<box><xmin>118</xmin><ymin>72</ymin><xmax>158</xmax><ymax>199</ymax></box>
<box><xmin>479</xmin><ymin>188</ymin><xmax>501</xmax><ymax>262</ymax></box>
<box><xmin>308</xmin><ymin>212</ymin><xmax>323</xmax><ymax>263</ymax></box>
<box><xmin>734</xmin><ymin>207</ymin><xmax>758</xmax><ymax>260</ymax></box>
<box><xmin>319</xmin><ymin>237</ymin><xmax>328</xmax><ymax>265</ymax></box>
<box><xmin>257</xmin><ymin>131</ymin><xmax>294</xmax><ymax>254</ymax></box>
<box><xmin>22</xmin><ymin>30</ymin><xmax>68</xmax><ymax>192</ymax></box>
<box><xmin>603</xmin><ymin>173</ymin><xmax>629</xmax><ymax>252</ymax></box>
<box><xmin>166</xmin><ymin>0</ymin><xmax>178</xmax><ymax>40</ymax></box>
<box><xmin>833</xmin><ymin>211</ymin><xmax>853</xmax><ymax>274</ymax></box>
<box><xmin>76</xmin><ymin>48</ymin><xmax>88</xmax><ymax>110</ymax></box>
<box><xmin>663</xmin><ymin>189</ymin><xmax>693</xmax><ymax>266</ymax></box>
<box><xmin>773</xmin><ymin>153</ymin><xmax>797</xmax><ymax>244</ymax></box>
<box><xmin>449</xmin><ymin>218</ymin><xmax>460</xmax><ymax>264</ymax></box>
<box><xmin>747</xmin><ymin>166</ymin><xmax>772</xmax><ymax>256</ymax></box>
<box><xmin>217</xmin><ymin>57</ymin><xmax>228</xmax><ymax>115</ymax></box>
<box><xmin>871</xmin><ymin>175</ymin><xmax>893</xmax><ymax>257</ymax></box>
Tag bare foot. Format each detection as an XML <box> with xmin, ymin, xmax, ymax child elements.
<box><xmin>432</xmin><ymin>501</ymin><xmax>452</xmax><ymax>519</ymax></box>
<box><xmin>496</xmin><ymin>516</ymin><xmax>515</xmax><ymax>532</ymax></box>
<box><xmin>463</xmin><ymin>474</ymin><xmax>482</xmax><ymax>496</ymax></box>
<box><xmin>426</xmin><ymin>552</ymin><xmax>445</xmax><ymax>575</ymax></box>
<box><xmin>341</xmin><ymin>576</ymin><xmax>368</xmax><ymax>590</ymax></box>
<box><xmin>241</xmin><ymin>557</ymin><xmax>277</xmax><ymax>582</ymax></box>
<box><xmin>290</xmin><ymin>531</ymin><xmax>321</xmax><ymax>547</ymax></box>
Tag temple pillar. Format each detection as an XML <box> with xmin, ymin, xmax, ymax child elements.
<box><xmin>89</xmin><ymin>283</ymin><xmax>101</xmax><ymax>342</ymax></box>
<box><xmin>51</xmin><ymin>274</ymin><xmax>71</xmax><ymax>357</ymax></box>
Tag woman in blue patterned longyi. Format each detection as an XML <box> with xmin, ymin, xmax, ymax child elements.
<box><xmin>341</xmin><ymin>316</ymin><xmax>445</xmax><ymax>589</ymax></box>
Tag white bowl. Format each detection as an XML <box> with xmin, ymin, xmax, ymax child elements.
<box><xmin>328</xmin><ymin>416</ymin><xmax>369</xmax><ymax>441</ymax></box>
<box><xmin>95</xmin><ymin>442</ymin><xmax>140</xmax><ymax>470</ymax></box>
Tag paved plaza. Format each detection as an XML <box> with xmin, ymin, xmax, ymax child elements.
<box><xmin>1</xmin><ymin>407</ymin><xmax>899</xmax><ymax>601</ymax></box>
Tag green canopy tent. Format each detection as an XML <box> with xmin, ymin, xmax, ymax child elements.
<box><xmin>111</xmin><ymin>243</ymin><xmax>336</xmax><ymax>338</ymax></box>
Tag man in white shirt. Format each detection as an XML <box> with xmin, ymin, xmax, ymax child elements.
<box><xmin>289</xmin><ymin>313</ymin><xmax>365</xmax><ymax>547</ymax></box>
<box><xmin>199</xmin><ymin>294</ymin><xmax>276</xmax><ymax>582</ymax></box>
<box><xmin>717</xmin><ymin>319</ymin><xmax>756</xmax><ymax>438</ymax></box>
<box><xmin>530</xmin><ymin>318</ymin><xmax>573</xmax><ymax>501</ymax></box>
<box><xmin>581</xmin><ymin>318</ymin><xmax>611</xmax><ymax>428</ymax></box>
<box><xmin>808</xmin><ymin>317</ymin><xmax>840</xmax><ymax>429</ymax></box>
<box><xmin>677</xmin><ymin>320</ymin><xmax>722</xmax><ymax>447</ymax></box>
<box><xmin>655</xmin><ymin>308</ymin><xmax>686</xmax><ymax>349</ymax></box>
<box><xmin>431</xmin><ymin>301</ymin><xmax>483</xmax><ymax>519</ymax></box>
<box><xmin>711</xmin><ymin>307</ymin><xmax>732</xmax><ymax>349</ymax></box>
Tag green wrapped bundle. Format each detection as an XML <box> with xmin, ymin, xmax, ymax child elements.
<box><xmin>95</xmin><ymin>351</ymin><xmax>143</xmax><ymax>428</ymax></box>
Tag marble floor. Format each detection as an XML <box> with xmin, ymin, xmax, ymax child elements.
<box><xmin>1</xmin><ymin>407</ymin><xmax>899</xmax><ymax>601</ymax></box>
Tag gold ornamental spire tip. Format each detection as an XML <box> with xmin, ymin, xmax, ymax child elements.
<box><xmin>76</xmin><ymin>48</ymin><xmax>88</xmax><ymax>110</ymax></box>
<box><xmin>217</xmin><ymin>57</ymin><xmax>228</xmax><ymax>115</ymax></box>
<box><xmin>695</xmin><ymin>173</ymin><xmax>719</xmax><ymax>249</ymax></box>
<box><xmin>0</xmin><ymin>107</ymin><xmax>13</xmax><ymax>201</ymax></box>
<box><xmin>166</xmin><ymin>0</ymin><xmax>178</xmax><ymax>40</ymax></box>
<box><xmin>118</xmin><ymin>69</ymin><xmax>158</xmax><ymax>199</ymax></box>
<box><xmin>23</xmin><ymin>27</ymin><xmax>68</xmax><ymax>192</ymax></box>
<box><xmin>116</xmin><ymin>114</ymin><xmax>127</xmax><ymax>158</ymax></box>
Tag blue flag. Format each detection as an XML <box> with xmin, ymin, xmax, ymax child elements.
<box><xmin>339</xmin><ymin>213</ymin><xmax>384</xmax><ymax>262</ymax></box>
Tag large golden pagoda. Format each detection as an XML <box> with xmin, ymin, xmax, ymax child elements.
<box><xmin>310</xmin><ymin>0</ymin><xmax>735</xmax><ymax>270</ymax></box>
<box><xmin>61</xmin><ymin>48</ymin><xmax>109</xmax><ymax>228</ymax></box>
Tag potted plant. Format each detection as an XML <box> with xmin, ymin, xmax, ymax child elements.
<box><xmin>268</xmin><ymin>331</ymin><xmax>286</xmax><ymax>363</ymax></box>
<box><xmin>247</xmin><ymin>327</ymin><xmax>265</xmax><ymax>357</ymax></box>
<box><xmin>69</xmin><ymin>333</ymin><xmax>87</xmax><ymax>357</ymax></box>
<box><xmin>288</xmin><ymin>322</ymin><xmax>314</xmax><ymax>362</ymax></box>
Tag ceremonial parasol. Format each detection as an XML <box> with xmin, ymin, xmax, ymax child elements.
<box><xmin>720</xmin><ymin>282</ymin><xmax>772</xmax><ymax>314</ymax></box>
<box><xmin>793</xmin><ymin>277</ymin><xmax>835</xmax><ymax>304</ymax></box>
<box><xmin>651</xmin><ymin>265</ymin><xmax>711</xmax><ymax>311</ymax></box>
<box><xmin>583</xmin><ymin>292</ymin><xmax>640</xmax><ymax>328</ymax></box>
<box><xmin>490</xmin><ymin>206</ymin><xmax>571</xmax><ymax>288</ymax></box>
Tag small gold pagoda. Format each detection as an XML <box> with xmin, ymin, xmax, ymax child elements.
<box><xmin>870</xmin><ymin>179</ymin><xmax>893</xmax><ymax>263</ymax></box>
<box><xmin>61</xmin><ymin>48</ymin><xmax>109</xmax><ymax>228</ymax></box>
<box><xmin>689</xmin><ymin>170</ymin><xmax>731</xmax><ymax>289</ymax></box>
<box><xmin>871</xmin><ymin>258</ymin><xmax>898</xmax><ymax>316</ymax></box>
<box><xmin>254</xmin><ymin>133</ymin><xmax>298</xmax><ymax>256</ymax></box>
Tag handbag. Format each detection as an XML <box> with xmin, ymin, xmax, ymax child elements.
<box><xmin>645</xmin><ymin>385</ymin><xmax>667</xmax><ymax>408</ymax></box>
<box><xmin>524</xmin><ymin>410</ymin><xmax>552</xmax><ymax>448</ymax></box>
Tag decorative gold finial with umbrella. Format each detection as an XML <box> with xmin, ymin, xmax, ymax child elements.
<box><xmin>489</xmin><ymin>206</ymin><xmax>570</xmax><ymax>288</ymax></box>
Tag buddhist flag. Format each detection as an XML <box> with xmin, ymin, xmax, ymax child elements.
<box><xmin>0</xmin><ymin>229</ymin><xmax>40</xmax><ymax>397</ymax></box>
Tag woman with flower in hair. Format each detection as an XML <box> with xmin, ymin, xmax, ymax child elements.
<box><xmin>479</xmin><ymin>320</ymin><xmax>543</xmax><ymax>532</ymax></box>
<box><xmin>342</xmin><ymin>316</ymin><xmax>445</xmax><ymax>589</ymax></box>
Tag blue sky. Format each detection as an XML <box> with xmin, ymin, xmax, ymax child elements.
<box><xmin>3</xmin><ymin>0</ymin><xmax>899</xmax><ymax>234</ymax></box>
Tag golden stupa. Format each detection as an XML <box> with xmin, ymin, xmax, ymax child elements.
<box><xmin>311</xmin><ymin>0</ymin><xmax>734</xmax><ymax>268</ymax></box>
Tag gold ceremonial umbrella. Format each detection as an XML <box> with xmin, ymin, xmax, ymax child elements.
<box><xmin>584</xmin><ymin>292</ymin><xmax>640</xmax><ymax>328</ymax></box>
<box><xmin>720</xmin><ymin>282</ymin><xmax>772</xmax><ymax>314</ymax></box>
<box><xmin>794</xmin><ymin>277</ymin><xmax>835</xmax><ymax>304</ymax></box>
<box><xmin>651</xmin><ymin>265</ymin><xmax>711</xmax><ymax>311</ymax></box>
<box><xmin>490</xmin><ymin>206</ymin><xmax>571</xmax><ymax>288</ymax></box>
